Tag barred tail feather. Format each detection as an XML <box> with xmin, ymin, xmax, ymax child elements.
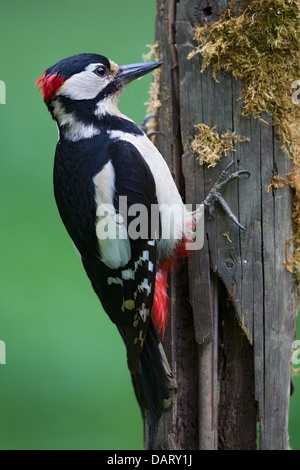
<box><xmin>131</xmin><ymin>321</ymin><xmax>176</xmax><ymax>449</ymax></box>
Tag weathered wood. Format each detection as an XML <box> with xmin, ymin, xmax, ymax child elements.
<box><xmin>150</xmin><ymin>0</ymin><xmax>298</xmax><ymax>450</ymax></box>
<box><xmin>152</xmin><ymin>0</ymin><xmax>199</xmax><ymax>450</ymax></box>
<box><xmin>218</xmin><ymin>281</ymin><xmax>257</xmax><ymax>450</ymax></box>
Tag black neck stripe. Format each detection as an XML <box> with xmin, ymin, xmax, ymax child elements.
<box><xmin>51</xmin><ymin>81</ymin><xmax>143</xmax><ymax>137</ymax></box>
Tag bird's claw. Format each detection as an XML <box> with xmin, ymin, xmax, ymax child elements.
<box><xmin>141</xmin><ymin>115</ymin><xmax>155</xmax><ymax>132</ymax></box>
<box><xmin>203</xmin><ymin>161</ymin><xmax>250</xmax><ymax>231</ymax></box>
<box><xmin>141</xmin><ymin>115</ymin><xmax>165</xmax><ymax>139</ymax></box>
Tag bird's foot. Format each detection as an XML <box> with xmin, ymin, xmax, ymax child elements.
<box><xmin>141</xmin><ymin>115</ymin><xmax>165</xmax><ymax>139</ymax></box>
<box><xmin>203</xmin><ymin>161</ymin><xmax>250</xmax><ymax>231</ymax></box>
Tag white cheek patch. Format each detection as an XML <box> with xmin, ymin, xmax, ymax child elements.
<box><xmin>94</xmin><ymin>161</ymin><xmax>131</xmax><ymax>269</ymax></box>
<box><xmin>57</xmin><ymin>69</ymin><xmax>109</xmax><ymax>100</ymax></box>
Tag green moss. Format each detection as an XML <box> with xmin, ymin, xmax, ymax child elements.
<box><xmin>189</xmin><ymin>0</ymin><xmax>300</xmax><ymax>280</ymax></box>
<box><xmin>189</xmin><ymin>0</ymin><xmax>300</xmax><ymax>129</ymax></box>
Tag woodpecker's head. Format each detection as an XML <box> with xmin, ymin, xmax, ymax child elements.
<box><xmin>35</xmin><ymin>53</ymin><xmax>162</xmax><ymax>138</ymax></box>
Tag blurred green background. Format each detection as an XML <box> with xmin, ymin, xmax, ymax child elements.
<box><xmin>0</xmin><ymin>0</ymin><xmax>156</xmax><ymax>450</ymax></box>
<box><xmin>0</xmin><ymin>0</ymin><xmax>299</xmax><ymax>451</ymax></box>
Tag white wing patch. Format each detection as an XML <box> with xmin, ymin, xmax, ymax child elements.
<box><xmin>139</xmin><ymin>303</ymin><xmax>150</xmax><ymax>322</ymax></box>
<box><xmin>107</xmin><ymin>276</ymin><xmax>123</xmax><ymax>286</ymax></box>
<box><xmin>121</xmin><ymin>269</ymin><xmax>135</xmax><ymax>280</ymax></box>
<box><xmin>137</xmin><ymin>278</ymin><xmax>152</xmax><ymax>296</ymax></box>
<box><xmin>94</xmin><ymin>161</ymin><xmax>131</xmax><ymax>269</ymax></box>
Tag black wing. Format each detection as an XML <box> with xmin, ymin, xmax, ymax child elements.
<box><xmin>54</xmin><ymin>135</ymin><xmax>159</xmax><ymax>372</ymax></box>
<box><xmin>84</xmin><ymin>139</ymin><xmax>159</xmax><ymax>372</ymax></box>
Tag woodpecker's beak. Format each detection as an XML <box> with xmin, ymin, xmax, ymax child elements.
<box><xmin>115</xmin><ymin>61</ymin><xmax>163</xmax><ymax>85</ymax></box>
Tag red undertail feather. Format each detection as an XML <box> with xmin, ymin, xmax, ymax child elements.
<box><xmin>34</xmin><ymin>72</ymin><xmax>65</xmax><ymax>102</ymax></box>
<box><xmin>151</xmin><ymin>241</ymin><xmax>189</xmax><ymax>338</ymax></box>
<box><xmin>175</xmin><ymin>240</ymin><xmax>189</xmax><ymax>261</ymax></box>
<box><xmin>152</xmin><ymin>269</ymin><xmax>169</xmax><ymax>339</ymax></box>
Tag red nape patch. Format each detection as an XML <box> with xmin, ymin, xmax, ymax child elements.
<box><xmin>35</xmin><ymin>71</ymin><xmax>65</xmax><ymax>102</ymax></box>
<box><xmin>151</xmin><ymin>269</ymin><xmax>169</xmax><ymax>339</ymax></box>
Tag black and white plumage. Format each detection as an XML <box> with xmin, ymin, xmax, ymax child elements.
<box><xmin>54</xmin><ymin>133</ymin><xmax>161</xmax><ymax>372</ymax></box>
<box><xmin>36</xmin><ymin>53</ymin><xmax>194</xmax><ymax>444</ymax></box>
<box><xmin>36</xmin><ymin>53</ymin><xmax>249</xmax><ymax>446</ymax></box>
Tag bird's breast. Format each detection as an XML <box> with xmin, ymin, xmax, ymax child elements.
<box><xmin>108</xmin><ymin>130</ymin><xmax>188</xmax><ymax>259</ymax></box>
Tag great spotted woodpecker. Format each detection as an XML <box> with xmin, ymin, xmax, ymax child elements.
<box><xmin>36</xmin><ymin>53</ymin><xmax>249</xmax><ymax>444</ymax></box>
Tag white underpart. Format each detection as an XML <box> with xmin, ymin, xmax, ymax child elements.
<box><xmin>108</xmin><ymin>130</ymin><xmax>193</xmax><ymax>258</ymax></box>
<box><xmin>94</xmin><ymin>94</ymin><xmax>131</xmax><ymax>121</ymax></box>
<box><xmin>94</xmin><ymin>161</ymin><xmax>131</xmax><ymax>269</ymax></box>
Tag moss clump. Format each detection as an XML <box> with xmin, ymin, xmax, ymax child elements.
<box><xmin>189</xmin><ymin>0</ymin><xmax>300</xmax><ymax>280</ymax></box>
<box><xmin>188</xmin><ymin>0</ymin><xmax>300</xmax><ymax>131</ymax></box>
<box><xmin>191</xmin><ymin>124</ymin><xmax>249</xmax><ymax>167</ymax></box>
<box><xmin>267</xmin><ymin>175</ymin><xmax>291</xmax><ymax>193</ymax></box>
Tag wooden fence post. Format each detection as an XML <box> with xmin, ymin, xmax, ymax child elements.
<box><xmin>148</xmin><ymin>0</ymin><xmax>298</xmax><ymax>450</ymax></box>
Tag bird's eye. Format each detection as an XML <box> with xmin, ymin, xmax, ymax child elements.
<box><xmin>95</xmin><ymin>65</ymin><xmax>108</xmax><ymax>77</ymax></box>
